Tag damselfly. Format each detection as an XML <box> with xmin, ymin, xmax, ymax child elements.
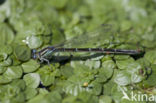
<box><xmin>31</xmin><ymin>24</ymin><xmax>144</xmax><ymax>64</ymax></box>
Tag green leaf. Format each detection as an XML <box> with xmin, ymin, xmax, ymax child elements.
<box><xmin>114</xmin><ymin>71</ymin><xmax>131</xmax><ymax>86</ymax></box>
<box><xmin>0</xmin><ymin>52</ymin><xmax>8</xmax><ymax>61</ymax></box>
<box><xmin>40</xmin><ymin>72</ymin><xmax>55</xmax><ymax>86</ymax></box>
<box><xmin>10</xmin><ymin>54</ymin><xmax>21</xmax><ymax>66</ymax></box>
<box><xmin>96</xmin><ymin>60</ymin><xmax>115</xmax><ymax>83</ymax></box>
<box><xmin>101</xmin><ymin>60</ymin><xmax>115</xmax><ymax>78</ymax></box>
<box><xmin>24</xmin><ymin>87</ymin><xmax>38</xmax><ymax>100</ymax></box>
<box><xmin>22</xmin><ymin>20</ymin><xmax>46</xmax><ymax>36</ymax></box>
<box><xmin>3</xmin><ymin>66</ymin><xmax>23</xmax><ymax>80</ymax></box>
<box><xmin>103</xmin><ymin>80</ymin><xmax>117</xmax><ymax>95</ymax></box>
<box><xmin>84</xmin><ymin>60</ymin><xmax>101</xmax><ymax>69</ymax></box>
<box><xmin>14</xmin><ymin>45</ymin><xmax>31</xmax><ymax>61</ymax></box>
<box><xmin>26</xmin><ymin>35</ymin><xmax>43</xmax><ymax>49</ymax></box>
<box><xmin>120</xmin><ymin>20</ymin><xmax>132</xmax><ymax>31</ymax></box>
<box><xmin>28</xmin><ymin>91</ymin><xmax>62</xmax><ymax>103</ymax></box>
<box><xmin>144</xmin><ymin>50</ymin><xmax>156</xmax><ymax>64</ymax></box>
<box><xmin>10</xmin><ymin>79</ymin><xmax>26</xmax><ymax>90</ymax></box>
<box><xmin>77</xmin><ymin>92</ymin><xmax>98</xmax><ymax>103</ymax></box>
<box><xmin>60</xmin><ymin>64</ymin><xmax>74</xmax><ymax>78</ymax></box>
<box><xmin>51</xmin><ymin>26</ymin><xmax>65</xmax><ymax>45</ymax></box>
<box><xmin>38</xmin><ymin>65</ymin><xmax>62</xmax><ymax>86</ymax></box>
<box><xmin>143</xmin><ymin>64</ymin><xmax>156</xmax><ymax>88</ymax></box>
<box><xmin>99</xmin><ymin>95</ymin><xmax>113</xmax><ymax>103</ymax></box>
<box><xmin>48</xmin><ymin>0</ymin><xmax>69</xmax><ymax>9</ymax></box>
<box><xmin>90</xmin><ymin>81</ymin><xmax>102</xmax><ymax>95</ymax></box>
<box><xmin>116</xmin><ymin>58</ymin><xmax>135</xmax><ymax>70</ymax></box>
<box><xmin>0</xmin><ymin>66</ymin><xmax>7</xmax><ymax>74</ymax></box>
<box><xmin>0</xmin><ymin>75</ymin><xmax>12</xmax><ymax>84</ymax></box>
<box><xmin>23</xmin><ymin>73</ymin><xmax>40</xmax><ymax>88</ymax></box>
<box><xmin>95</xmin><ymin>72</ymin><xmax>108</xmax><ymax>83</ymax></box>
<box><xmin>22</xmin><ymin>59</ymin><xmax>40</xmax><ymax>73</ymax></box>
<box><xmin>0</xmin><ymin>23</ymin><xmax>15</xmax><ymax>45</ymax></box>
<box><xmin>63</xmin><ymin>75</ymin><xmax>89</xmax><ymax>96</ymax></box>
<box><xmin>131</xmin><ymin>73</ymin><xmax>143</xmax><ymax>84</ymax></box>
<box><xmin>0</xmin><ymin>45</ymin><xmax>13</xmax><ymax>55</ymax></box>
<box><xmin>0</xmin><ymin>56</ymin><xmax>12</xmax><ymax>67</ymax></box>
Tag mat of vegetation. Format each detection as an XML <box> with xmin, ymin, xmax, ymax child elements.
<box><xmin>0</xmin><ymin>0</ymin><xmax>156</xmax><ymax>103</ymax></box>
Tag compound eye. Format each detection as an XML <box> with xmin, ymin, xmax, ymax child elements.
<box><xmin>33</xmin><ymin>54</ymin><xmax>37</xmax><ymax>59</ymax></box>
<box><xmin>31</xmin><ymin>49</ymin><xmax>37</xmax><ymax>59</ymax></box>
<box><xmin>32</xmin><ymin>49</ymin><xmax>37</xmax><ymax>53</ymax></box>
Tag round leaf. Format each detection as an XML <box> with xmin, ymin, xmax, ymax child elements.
<box><xmin>0</xmin><ymin>56</ymin><xmax>12</xmax><ymax>67</ymax></box>
<box><xmin>27</xmin><ymin>35</ymin><xmax>43</xmax><ymax>49</ymax></box>
<box><xmin>0</xmin><ymin>75</ymin><xmax>12</xmax><ymax>84</ymax></box>
<box><xmin>24</xmin><ymin>87</ymin><xmax>38</xmax><ymax>100</ymax></box>
<box><xmin>23</xmin><ymin>73</ymin><xmax>40</xmax><ymax>88</ymax></box>
<box><xmin>22</xmin><ymin>59</ymin><xmax>40</xmax><ymax>73</ymax></box>
<box><xmin>114</xmin><ymin>71</ymin><xmax>131</xmax><ymax>86</ymax></box>
<box><xmin>14</xmin><ymin>45</ymin><xmax>31</xmax><ymax>61</ymax></box>
<box><xmin>0</xmin><ymin>23</ymin><xmax>15</xmax><ymax>45</ymax></box>
<box><xmin>3</xmin><ymin>66</ymin><xmax>23</xmax><ymax>80</ymax></box>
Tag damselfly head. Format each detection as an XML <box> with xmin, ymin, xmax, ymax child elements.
<box><xmin>31</xmin><ymin>49</ymin><xmax>38</xmax><ymax>59</ymax></box>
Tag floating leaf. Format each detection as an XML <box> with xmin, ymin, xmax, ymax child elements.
<box><xmin>143</xmin><ymin>64</ymin><xmax>156</xmax><ymax>88</ymax></box>
<box><xmin>14</xmin><ymin>45</ymin><xmax>31</xmax><ymax>61</ymax></box>
<box><xmin>22</xmin><ymin>59</ymin><xmax>40</xmax><ymax>73</ymax></box>
<box><xmin>63</xmin><ymin>75</ymin><xmax>89</xmax><ymax>96</ymax></box>
<box><xmin>0</xmin><ymin>66</ymin><xmax>6</xmax><ymax>74</ymax></box>
<box><xmin>0</xmin><ymin>75</ymin><xmax>12</xmax><ymax>84</ymax></box>
<box><xmin>90</xmin><ymin>81</ymin><xmax>102</xmax><ymax>95</ymax></box>
<box><xmin>144</xmin><ymin>50</ymin><xmax>156</xmax><ymax>64</ymax></box>
<box><xmin>48</xmin><ymin>0</ymin><xmax>69</xmax><ymax>9</ymax></box>
<box><xmin>102</xmin><ymin>60</ymin><xmax>115</xmax><ymax>78</ymax></box>
<box><xmin>0</xmin><ymin>23</ymin><xmax>15</xmax><ymax>45</ymax></box>
<box><xmin>99</xmin><ymin>95</ymin><xmax>113</xmax><ymax>103</ymax></box>
<box><xmin>0</xmin><ymin>45</ymin><xmax>13</xmax><ymax>55</ymax></box>
<box><xmin>28</xmin><ymin>91</ymin><xmax>62</xmax><ymax>103</ymax></box>
<box><xmin>114</xmin><ymin>71</ymin><xmax>131</xmax><ymax>86</ymax></box>
<box><xmin>39</xmin><ymin>71</ymin><xmax>55</xmax><ymax>86</ymax></box>
<box><xmin>23</xmin><ymin>73</ymin><xmax>40</xmax><ymax>88</ymax></box>
<box><xmin>26</xmin><ymin>35</ymin><xmax>43</xmax><ymax>49</ymax></box>
<box><xmin>3</xmin><ymin>66</ymin><xmax>23</xmax><ymax>80</ymax></box>
<box><xmin>0</xmin><ymin>56</ymin><xmax>12</xmax><ymax>67</ymax></box>
<box><xmin>24</xmin><ymin>87</ymin><xmax>38</xmax><ymax>100</ymax></box>
<box><xmin>60</xmin><ymin>64</ymin><xmax>74</xmax><ymax>78</ymax></box>
<box><xmin>84</xmin><ymin>60</ymin><xmax>101</xmax><ymax>69</ymax></box>
<box><xmin>120</xmin><ymin>20</ymin><xmax>132</xmax><ymax>31</ymax></box>
<box><xmin>116</xmin><ymin>58</ymin><xmax>135</xmax><ymax>70</ymax></box>
<box><xmin>0</xmin><ymin>52</ymin><xmax>8</xmax><ymax>62</ymax></box>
